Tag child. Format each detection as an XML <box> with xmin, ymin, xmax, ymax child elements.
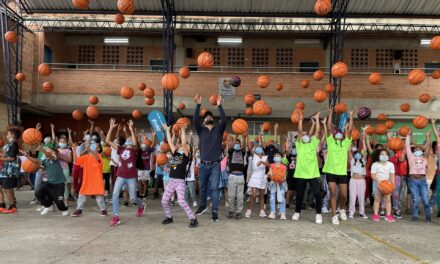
<box><xmin>0</xmin><ymin>127</ymin><xmax>20</xmax><ymax>213</ymax></box>
<box><xmin>267</xmin><ymin>153</ymin><xmax>287</xmax><ymax>220</ymax></box>
<box><xmin>186</xmin><ymin>140</ymin><xmax>199</xmax><ymax>208</ymax></box>
<box><xmin>137</xmin><ymin>141</ymin><xmax>154</xmax><ymax>198</ymax></box>
<box><xmin>219</xmin><ymin>153</ymin><xmax>229</xmax><ymax>206</ymax></box>
<box><xmin>57</xmin><ymin>135</ymin><xmax>72</xmax><ymax>206</ymax></box>
<box><xmin>226</xmin><ymin>136</ymin><xmax>247</xmax><ymax>219</ymax></box>
<box><xmin>348</xmin><ymin>131</ymin><xmax>368</xmax><ymax>219</ymax></box>
<box><xmin>161</xmin><ymin>123</ymin><xmax>198</xmax><ymax>227</ymax></box>
<box><xmin>371</xmin><ymin>150</ymin><xmax>396</xmax><ymax>222</ymax></box>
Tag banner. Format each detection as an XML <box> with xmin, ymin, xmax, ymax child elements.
<box><xmin>338</xmin><ymin>112</ymin><xmax>349</xmax><ymax>133</ymax></box>
<box><xmin>147</xmin><ymin>110</ymin><xmax>166</xmax><ymax>143</ymax></box>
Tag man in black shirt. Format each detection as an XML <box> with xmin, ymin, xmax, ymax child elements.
<box><xmin>193</xmin><ymin>94</ymin><xmax>226</xmax><ymax>222</ymax></box>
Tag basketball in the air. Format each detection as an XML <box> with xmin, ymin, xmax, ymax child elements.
<box><xmin>232</xmin><ymin>119</ymin><xmax>248</xmax><ymax>135</ymax></box>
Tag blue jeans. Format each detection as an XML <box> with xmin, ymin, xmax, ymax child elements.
<box><xmin>199</xmin><ymin>162</ymin><xmax>221</xmax><ymax>213</ymax></box>
<box><xmin>112</xmin><ymin>177</ymin><xmax>142</xmax><ymax>216</ymax></box>
<box><xmin>408</xmin><ymin>178</ymin><xmax>431</xmax><ymax>219</ymax></box>
<box><xmin>269</xmin><ymin>182</ymin><xmax>286</xmax><ymax>214</ymax></box>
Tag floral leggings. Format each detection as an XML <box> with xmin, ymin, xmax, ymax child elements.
<box><xmin>161</xmin><ymin>178</ymin><xmax>195</xmax><ymax>220</ymax></box>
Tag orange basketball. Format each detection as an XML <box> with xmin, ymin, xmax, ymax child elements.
<box><xmin>172</xmin><ymin>124</ymin><xmax>181</xmax><ymax>135</ymax></box>
<box><xmin>137</xmin><ymin>82</ymin><xmax>146</xmax><ymax>91</ymax></box>
<box><xmin>86</xmin><ymin>106</ymin><xmax>99</xmax><ymax>119</ymax></box>
<box><xmin>408</xmin><ymin>69</ymin><xmax>426</xmax><ymax>85</ymax></box>
<box><xmin>314</xmin><ymin>0</ymin><xmax>332</xmax><ymax>16</ymax></box>
<box><xmin>162</xmin><ymin>73</ymin><xmax>179</xmax><ymax>91</ymax></box>
<box><xmin>22</xmin><ymin>128</ymin><xmax>43</xmax><ymax>145</ymax></box>
<box><xmin>89</xmin><ymin>96</ymin><xmax>99</xmax><ymax>105</ymax></box>
<box><xmin>378</xmin><ymin>180</ymin><xmax>395</xmax><ymax>195</ymax></box>
<box><xmin>400</xmin><ymin>103</ymin><xmax>410</xmax><ymax>112</ymax></box>
<box><xmin>38</xmin><ymin>63</ymin><xmax>52</xmax><ymax>76</ymax></box>
<box><xmin>431</xmin><ymin>70</ymin><xmax>440</xmax><ymax>79</ymax></box>
<box><xmin>266</xmin><ymin>106</ymin><xmax>272</xmax><ymax>115</ymax></box>
<box><xmin>179</xmin><ymin>66</ymin><xmax>190</xmax><ymax>78</ymax></box>
<box><xmin>115</xmin><ymin>13</ymin><xmax>125</xmax><ymax>24</ymax></box>
<box><xmin>412</xmin><ymin>115</ymin><xmax>428</xmax><ymax>129</ymax></box>
<box><xmin>334</xmin><ymin>102</ymin><xmax>347</xmax><ymax>114</ymax></box>
<box><xmin>209</xmin><ymin>94</ymin><xmax>218</xmax><ymax>105</ymax></box>
<box><xmin>387</xmin><ymin>137</ymin><xmax>404</xmax><ymax>151</ymax></box>
<box><xmin>385</xmin><ymin>120</ymin><xmax>394</xmax><ymax>129</ymax></box>
<box><xmin>144</xmin><ymin>139</ymin><xmax>153</xmax><ymax>148</ymax></box>
<box><xmin>275</xmin><ymin>83</ymin><xmax>283</xmax><ymax>91</ymax></box>
<box><xmin>368</xmin><ymin>72</ymin><xmax>382</xmax><ymax>85</ymax></box>
<box><xmin>430</xmin><ymin>35</ymin><xmax>440</xmax><ymax>50</ymax></box>
<box><xmin>253</xmin><ymin>100</ymin><xmax>268</xmax><ymax>116</ymax></box>
<box><xmin>132</xmin><ymin>109</ymin><xmax>142</xmax><ymax>120</ymax></box>
<box><xmin>4</xmin><ymin>31</ymin><xmax>17</xmax><ymax>43</ymax></box>
<box><xmin>375</xmin><ymin>124</ymin><xmax>387</xmax><ymax>135</ymax></box>
<box><xmin>197</xmin><ymin>52</ymin><xmax>214</xmax><ymax>69</ymax></box>
<box><xmin>245</xmin><ymin>107</ymin><xmax>254</xmax><ymax>116</ymax></box>
<box><xmin>72</xmin><ymin>0</ymin><xmax>89</xmax><ymax>9</ymax></box>
<box><xmin>313</xmin><ymin>70</ymin><xmax>325</xmax><ymax>81</ymax></box>
<box><xmin>325</xmin><ymin>83</ymin><xmax>335</xmax><ymax>93</ymax></box>
<box><xmin>15</xmin><ymin>73</ymin><xmax>25</xmax><ymax>81</ymax></box>
<box><xmin>398</xmin><ymin>126</ymin><xmax>410</xmax><ymax>137</ymax></box>
<box><xmin>160</xmin><ymin>142</ymin><xmax>170</xmax><ymax>153</ymax></box>
<box><xmin>377</xmin><ymin>113</ymin><xmax>387</xmax><ymax>122</ymax></box>
<box><xmin>176</xmin><ymin>117</ymin><xmax>191</xmax><ymax>127</ymax></box>
<box><xmin>262</xmin><ymin>122</ymin><xmax>272</xmax><ymax>132</ymax></box>
<box><xmin>178</xmin><ymin>103</ymin><xmax>185</xmax><ymax>110</ymax></box>
<box><xmin>232</xmin><ymin>118</ymin><xmax>248</xmax><ymax>135</ymax></box>
<box><xmin>200</xmin><ymin>108</ymin><xmax>209</xmax><ymax>117</ymax></box>
<box><xmin>296</xmin><ymin>102</ymin><xmax>305</xmax><ymax>110</ymax></box>
<box><xmin>72</xmin><ymin>109</ymin><xmax>83</xmax><ymax>120</ymax></box>
<box><xmin>144</xmin><ymin>87</ymin><xmax>155</xmax><ymax>98</ymax></box>
<box><xmin>365</xmin><ymin>126</ymin><xmax>375</xmax><ymax>135</ymax></box>
<box><xmin>257</xmin><ymin>76</ymin><xmax>270</xmax><ymax>88</ymax></box>
<box><xmin>331</xmin><ymin>62</ymin><xmax>348</xmax><ymax>78</ymax></box>
<box><xmin>290</xmin><ymin>108</ymin><xmax>301</xmax><ymax>124</ymax></box>
<box><xmin>120</xmin><ymin>86</ymin><xmax>134</xmax><ymax>99</ymax></box>
<box><xmin>300</xmin><ymin>80</ymin><xmax>310</xmax><ymax>89</ymax></box>
<box><xmin>314</xmin><ymin>89</ymin><xmax>327</xmax><ymax>103</ymax></box>
<box><xmin>42</xmin><ymin>82</ymin><xmax>54</xmax><ymax>92</ymax></box>
<box><xmin>351</xmin><ymin>128</ymin><xmax>360</xmax><ymax>141</ymax></box>
<box><xmin>244</xmin><ymin>93</ymin><xmax>256</xmax><ymax>105</ymax></box>
<box><xmin>117</xmin><ymin>0</ymin><xmax>135</xmax><ymax>14</ymax></box>
<box><xmin>156</xmin><ymin>153</ymin><xmax>168</xmax><ymax>165</ymax></box>
<box><xmin>419</xmin><ymin>93</ymin><xmax>431</xmax><ymax>103</ymax></box>
<box><xmin>22</xmin><ymin>159</ymin><xmax>40</xmax><ymax>173</ymax></box>
<box><xmin>270</xmin><ymin>166</ymin><xmax>286</xmax><ymax>183</ymax></box>
<box><xmin>144</xmin><ymin>97</ymin><xmax>155</xmax><ymax>105</ymax></box>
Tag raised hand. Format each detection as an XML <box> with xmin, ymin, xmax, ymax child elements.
<box><xmin>162</xmin><ymin>123</ymin><xmax>170</xmax><ymax>131</ymax></box>
<box><xmin>109</xmin><ymin>118</ymin><xmax>118</xmax><ymax>129</ymax></box>
<box><xmin>88</xmin><ymin>119</ymin><xmax>94</xmax><ymax>125</ymax></box>
<box><xmin>36</xmin><ymin>122</ymin><xmax>41</xmax><ymax>130</ymax></box>
<box><xmin>50</xmin><ymin>124</ymin><xmax>55</xmax><ymax>129</ymax></box>
<box><xmin>321</xmin><ymin>117</ymin><xmax>327</xmax><ymax>125</ymax></box>
<box><xmin>128</xmin><ymin>120</ymin><xmax>135</xmax><ymax>131</ymax></box>
<box><xmin>216</xmin><ymin>95</ymin><xmax>223</xmax><ymax>106</ymax></box>
<box><xmin>432</xmin><ymin>118</ymin><xmax>436</xmax><ymax>124</ymax></box>
<box><xmin>194</xmin><ymin>94</ymin><xmax>202</xmax><ymax>104</ymax></box>
<box><xmin>67</xmin><ymin>127</ymin><xmax>72</xmax><ymax>133</ymax></box>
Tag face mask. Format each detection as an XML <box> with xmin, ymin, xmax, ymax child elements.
<box><xmin>291</xmin><ymin>149</ymin><xmax>297</xmax><ymax>156</ymax></box>
<box><xmin>90</xmin><ymin>140</ymin><xmax>96</xmax><ymax>144</ymax></box>
<box><xmin>125</xmin><ymin>140</ymin><xmax>133</xmax><ymax>147</ymax></box>
<box><xmin>351</xmin><ymin>147</ymin><xmax>357</xmax><ymax>152</ymax></box>
<box><xmin>8</xmin><ymin>138</ymin><xmax>14</xmax><ymax>143</ymax></box>
<box><xmin>195</xmin><ymin>153</ymin><xmax>200</xmax><ymax>158</ymax></box>
<box><xmin>92</xmin><ymin>136</ymin><xmax>98</xmax><ymax>141</ymax></box>
<box><xmin>178</xmin><ymin>149</ymin><xmax>184</xmax><ymax>155</ymax></box>
<box><xmin>84</xmin><ymin>135</ymin><xmax>91</xmax><ymax>141</ymax></box>
<box><xmin>59</xmin><ymin>143</ymin><xmax>67</xmax><ymax>149</ymax></box>
<box><xmin>413</xmin><ymin>150</ymin><xmax>423</xmax><ymax>157</ymax></box>
<box><xmin>274</xmin><ymin>157</ymin><xmax>281</xmax><ymax>163</ymax></box>
<box><xmin>354</xmin><ymin>153</ymin><xmax>362</xmax><ymax>160</ymax></box>
<box><xmin>335</xmin><ymin>133</ymin><xmax>343</xmax><ymax>140</ymax></box>
<box><xmin>44</xmin><ymin>137</ymin><xmax>51</xmax><ymax>144</ymax></box>
<box><xmin>166</xmin><ymin>154</ymin><xmax>172</xmax><ymax>159</ymax></box>
<box><xmin>90</xmin><ymin>144</ymin><xmax>97</xmax><ymax>152</ymax></box>
<box><xmin>233</xmin><ymin>144</ymin><xmax>241</xmax><ymax>151</ymax></box>
<box><xmin>141</xmin><ymin>144</ymin><xmax>147</xmax><ymax>150</ymax></box>
<box><xmin>302</xmin><ymin>135</ymin><xmax>310</xmax><ymax>143</ymax></box>
<box><xmin>205</xmin><ymin>119</ymin><xmax>214</xmax><ymax>125</ymax></box>
<box><xmin>379</xmin><ymin>155</ymin><xmax>389</xmax><ymax>162</ymax></box>
<box><xmin>113</xmin><ymin>139</ymin><xmax>119</xmax><ymax>145</ymax></box>
<box><xmin>388</xmin><ymin>150</ymin><xmax>395</xmax><ymax>157</ymax></box>
<box><xmin>255</xmin><ymin>147</ymin><xmax>263</xmax><ymax>154</ymax></box>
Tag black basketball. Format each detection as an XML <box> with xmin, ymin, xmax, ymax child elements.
<box><xmin>357</xmin><ymin>106</ymin><xmax>371</xmax><ymax>120</ymax></box>
<box><xmin>230</xmin><ymin>76</ymin><xmax>241</xmax><ymax>87</ymax></box>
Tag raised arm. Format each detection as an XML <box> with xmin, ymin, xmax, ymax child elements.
<box><xmin>405</xmin><ymin>129</ymin><xmax>413</xmax><ymax>159</ymax></box>
<box><xmin>432</xmin><ymin>119</ymin><xmax>440</xmax><ymax>141</ymax></box>
<box><xmin>50</xmin><ymin>124</ymin><xmax>56</xmax><ymax>142</ymax></box>
<box><xmin>151</xmin><ymin>129</ymin><xmax>156</xmax><ymax>147</ymax></box>
<box><xmin>321</xmin><ymin>117</ymin><xmax>328</xmax><ymax>144</ymax></box>
<box><xmin>326</xmin><ymin>106</ymin><xmax>333</xmax><ymax>136</ymax></box>
<box><xmin>163</xmin><ymin>124</ymin><xmax>175</xmax><ymax>153</ymax></box>
<box><xmin>67</xmin><ymin>127</ymin><xmax>74</xmax><ymax>146</ymax></box>
<box><xmin>217</xmin><ymin>96</ymin><xmax>226</xmax><ymax>133</ymax></box>
<box><xmin>105</xmin><ymin>118</ymin><xmax>119</xmax><ymax>149</ymax></box>
<box><xmin>274</xmin><ymin>123</ymin><xmax>279</xmax><ymax>147</ymax></box>
<box><xmin>364</xmin><ymin>126</ymin><xmax>374</xmax><ymax>154</ymax></box>
<box><xmin>194</xmin><ymin>94</ymin><xmax>202</xmax><ymax>134</ymax></box>
<box><xmin>347</xmin><ymin>108</ymin><xmax>354</xmax><ymax>136</ymax></box>
<box><xmin>181</xmin><ymin>124</ymin><xmax>189</xmax><ymax>156</ymax></box>
<box><xmin>128</xmin><ymin>120</ymin><xmax>138</xmax><ymax>147</ymax></box>
<box><xmin>425</xmin><ymin>130</ymin><xmax>431</xmax><ymax>159</ymax></box>
<box><xmin>308</xmin><ymin>118</ymin><xmax>316</xmax><ymax>137</ymax></box>
<box><xmin>314</xmin><ymin>111</ymin><xmax>321</xmax><ymax>138</ymax></box>
<box><xmin>298</xmin><ymin>111</ymin><xmax>304</xmax><ymax>140</ymax></box>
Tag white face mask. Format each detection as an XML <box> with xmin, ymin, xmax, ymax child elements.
<box><xmin>351</xmin><ymin>147</ymin><xmax>357</xmax><ymax>152</ymax></box>
<box><xmin>302</xmin><ymin>135</ymin><xmax>310</xmax><ymax>143</ymax></box>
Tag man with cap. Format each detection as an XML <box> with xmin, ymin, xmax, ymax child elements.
<box><xmin>193</xmin><ymin>94</ymin><xmax>226</xmax><ymax>222</ymax></box>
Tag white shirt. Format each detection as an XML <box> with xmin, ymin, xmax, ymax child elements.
<box><xmin>186</xmin><ymin>158</ymin><xmax>200</xmax><ymax>182</ymax></box>
<box><xmin>350</xmin><ymin>158</ymin><xmax>366</xmax><ymax>176</ymax></box>
<box><xmin>110</xmin><ymin>146</ymin><xmax>120</xmax><ymax>167</ymax></box>
<box><xmin>371</xmin><ymin>161</ymin><xmax>395</xmax><ymax>182</ymax></box>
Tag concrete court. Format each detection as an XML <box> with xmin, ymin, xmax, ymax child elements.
<box><xmin>0</xmin><ymin>189</ymin><xmax>438</xmax><ymax>264</ymax></box>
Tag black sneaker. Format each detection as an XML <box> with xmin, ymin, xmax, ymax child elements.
<box><xmin>71</xmin><ymin>209</ymin><xmax>82</xmax><ymax>217</ymax></box>
<box><xmin>286</xmin><ymin>204</ymin><xmax>290</xmax><ymax>209</ymax></box>
<box><xmin>235</xmin><ymin>213</ymin><xmax>242</xmax><ymax>220</ymax></box>
<box><xmin>393</xmin><ymin>210</ymin><xmax>403</xmax><ymax>219</ymax></box>
<box><xmin>227</xmin><ymin>211</ymin><xmax>234</xmax><ymax>219</ymax></box>
<box><xmin>162</xmin><ymin>217</ymin><xmax>174</xmax><ymax>225</ymax></box>
<box><xmin>68</xmin><ymin>195</ymin><xmax>76</xmax><ymax>202</ymax></box>
<box><xmin>189</xmin><ymin>218</ymin><xmax>198</xmax><ymax>228</ymax></box>
<box><xmin>211</xmin><ymin>212</ymin><xmax>219</xmax><ymax>222</ymax></box>
<box><xmin>123</xmin><ymin>202</ymin><xmax>129</xmax><ymax>207</ymax></box>
<box><xmin>152</xmin><ymin>193</ymin><xmax>159</xmax><ymax>200</ymax></box>
<box><xmin>426</xmin><ymin>217</ymin><xmax>432</xmax><ymax>223</ymax></box>
<box><xmin>195</xmin><ymin>207</ymin><xmax>207</xmax><ymax>216</ymax></box>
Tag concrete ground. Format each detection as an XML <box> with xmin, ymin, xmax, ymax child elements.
<box><xmin>0</xmin><ymin>189</ymin><xmax>438</xmax><ymax>264</ymax></box>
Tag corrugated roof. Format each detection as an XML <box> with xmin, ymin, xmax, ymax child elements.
<box><xmin>21</xmin><ymin>0</ymin><xmax>440</xmax><ymax>17</ymax></box>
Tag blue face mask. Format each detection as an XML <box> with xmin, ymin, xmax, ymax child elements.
<box><xmin>379</xmin><ymin>155</ymin><xmax>388</xmax><ymax>162</ymax></box>
<box><xmin>125</xmin><ymin>140</ymin><xmax>133</xmax><ymax>147</ymax></box>
<box><xmin>255</xmin><ymin>147</ymin><xmax>263</xmax><ymax>154</ymax></box>
<box><xmin>413</xmin><ymin>150</ymin><xmax>423</xmax><ymax>157</ymax></box>
<box><xmin>58</xmin><ymin>143</ymin><xmax>67</xmax><ymax>149</ymax></box>
<box><xmin>291</xmin><ymin>149</ymin><xmax>297</xmax><ymax>156</ymax></box>
<box><xmin>274</xmin><ymin>157</ymin><xmax>281</xmax><ymax>163</ymax></box>
<box><xmin>90</xmin><ymin>144</ymin><xmax>97</xmax><ymax>152</ymax></box>
<box><xmin>44</xmin><ymin>137</ymin><xmax>51</xmax><ymax>144</ymax></box>
<box><xmin>354</xmin><ymin>153</ymin><xmax>362</xmax><ymax>160</ymax></box>
<box><xmin>335</xmin><ymin>133</ymin><xmax>343</xmax><ymax>140</ymax></box>
<box><xmin>233</xmin><ymin>144</ymin><xmax>241</xmax><ymax>151</ymax></box>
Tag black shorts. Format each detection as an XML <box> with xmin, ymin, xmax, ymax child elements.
<box><xmin>0</xmin><ymin>177</ymin><xmax>18</xmax><ymax>189</ymax></box>
<box><xmin>287</xmin><ymin>175</ymin><xmax>296</xmax><ymax>191</ymax></box>
<box><xmin>326</xmin><ymin>173</ymin><xmax>348</xmax><ymax>184</ymax></box>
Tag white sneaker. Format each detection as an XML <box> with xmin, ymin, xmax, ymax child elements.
<box><xmin>292</xmin><ymin>213</ymin><xmax>300</xmax><ymax>221</ymax></box>
<box><xmin>321</xmin><ymin>207</ymin><xmax>330</xmax><ymax>214</ymax></box>
<box><xmin>259</xmin><ymin>210</ymin><xmax>267</xmax><ymax>218</ymax></box>
<box><xmin>245</xmin><ymin>209</ymin><xmax>252</xmax><ymax>218</ymax></box>
<box><xmin>339</xmin><ymin>209</ymin><xmax>348</xmax><ymax>221</ymax></box>
<box><xmin>36</xmin><ymin>206</ymin><xmax>44</xmax><ymax>212</ymax></box>
<box><xmin>193</xmin><ymin>201</ymin><xmax>198</xmax><ymax>208</ymax></box>
<box><xmin>225</xmin><ymin>202</ymin><xmax>229</xmax><ymax>207</ymax></box>
<box><xmin>30</xmin><ymin>198</ymin><xmax>38</xmax><ymax>205</ymax></box>
<box><xmin>280</xmin><ymin>213</ymin><xmax>286</xmax><ymax>220</ymax></box>
<box><xmin>40</xmin><ymin>207</ymin><xmax>50</xmax><ymax>215</ymax></box>
<box><xmin>268</xmin><ymin>212</ymin><xmax>276</xmax><ymax>219</ymax></box>
<box><xmin>332</xmin><ymin>215</ymin><xmax>340</xmax><ymax>225</ymax></box>
<box><xmin>62</xmin><ymin>211</ymin><xmax>69</xmax><ymax>216</ymax></box>
<box><xmin>315</xmin><ymin>214</ymin><xmax>323</xmax><ymax>224</ymax></box>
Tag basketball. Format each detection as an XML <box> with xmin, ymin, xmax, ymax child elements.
<box><xmin>38</xmin><ymin>63</ymin><xmax>52</xmax><ymax>76</ymax></box>
<box><xmin>313</xmin><ymin>70</ymin><xmax>324</xmax><ymax>81</ymax></box>
<box><xmin>72</xmin><ymin>110</ymin><xmax>83</xmax><ymax>120</ymax></box>
<box><xmin>419</xmin><ymin>93</ymin><xmax>431</xmax><ymax>103</ymax></box>
<box><xmin>244</xmin><ymin>93</ymin><xmax>256</xmax><ymax>105</ymax></box>
<box><xmin>314</xmin><ymin>0</ymin><xmax>332</xmax><ymax>16</ymax></box>
<box><xmin>257</xmin><ymin>76</ymin><xmax>270</xmax><ymax>88</ymax></box>
<box><xmin>22</xmin><ymin>128</ymin><xmax>43</xmax><ymax>145</ymax></box>
<box><xmin>296</xmin><ymin>102</ymin><xmax>305</xmax><ymax>110</ymax></box>
<box><xmin>430</xmin><ymin>35</ymin><xmax>440</xmax><ymax>50</ymax></box>
<box><xmin>137</xmin><ymin>82</ymin><xmax>146</xmax><ymax>91</ymax></box>
<box><xmin>144</xmin><ymin>139</ymin><xmax>152</xmax><ymax>147</ymax></box>
<box><xmin>253</xmin><ymin>100</ymin><xmax>268</xmax><ymax>115</ymax></box>
<box><xmin>385</xmin><ymin>120</ymin><xmax>394</xmax><ymax>129</ymax></box>
<box><xmin>176</xmin><ymin>117</ymin><xmax>191</xmax><ymax>127</ymax></box>
<box><xmin>432</xmin><ymin>70</ymin><xmax>440</xmax><ymax>79</ymax></box>
<box><xmin>22</xmin><ymin>159</ymin><xmax>40</xmax><ymax>173</ymax></box>
<box><xmin>368</xmin><ymin>72</ymin><xmax>382</xmax><ymax>85</ymax></box>
<box><xmin>357</xmin><ymin>107</ymin><xmax>371</xmax><ymax>120</ymax></box>
<box><xmin>172</xmin><ymin>124</ymin><xmax>181</xmax><ymax>135</ymax></box>
<box><xmin>398</xmin><ymin>126</ymin><xmax>410</xmax><ymax>137</ymax></box>
<box><xmin>325</xmin><ymin>83</ymin><xmax>335</xmax><ymax>93</ymax></box>
<box><xmin>4</xmin><ymin>31</ymin><xmax>17</xmax><ymax>43</ymax></box>
<box><xmin>160</xmin><ymin>142</ymin><xmax>170</xmax><ymax>153</ymax></box>
<box><xmin>15</xmin><ymin>73</ymin><xmax>25</xmax><ymax>81</ymax></box>
<box><xmin>86</xmin><ymin>106</ymin><xmax>99</xmax><ymax>119</ymax></box>
<box><xmin>200</xmin><ymin>108</ymin><xmax>209</xmax><ymax>116</ymax></box>
<box><xmin>230</xmin><ymin>76</ymin><xmax>241</xmax><ymax>87</ymax></box>
<box><xmin>178</xmin><ymin>103</ymin><xmax>185</xmax><ymax>110</ymax></box>
<box><xmin>331</xmin><ymin>62</ymin><xmax>348</xmax><ymax>77</ymax></box>
<box><xmin>115</xmin><ymin>13</ymin><xmax>125</xmax><ymax>24</ymax></box>
<box><xmin>144</xmin><ymin>97</ymin><xmax>155</xmax><ymax>105</ymax></box>
<box><xmin>262</xmin><ymin>122</ymin><xmax>272</xmax><ymax>132</ymax></box>
<box><xmin>334</xmin><ymin>102</ymin><xmax>347</xmax><ymax>114</ymax></box>
<box><xmin>275</xmin><ymin>83</ymin><xmax>283</xmax><ymax>91</ymax></box>
<box><xmin>197</xmin><ymin>52</ymin><xmax>214</xmax><ymax>69</ymax></box>
<box><xmin>144</xmin><ymin>87</ymin><xmax>155</xmax><ymax>98</ymax></box>
<box><xmin>387</xmin><ymin>137</ymin><xmax>404</xmax><ymax>151</ymax></box>
<box><xmin>42</xmin><ymin>82</ymin><xmax>54</xmax><ymax>92</ymax></box>
<box><xmin>88</xmin><ymin>96</ymin><xmax>99</xmax><ymax>105</ymax></box>
<box><xmin>270</xmin><ymin>166</ymin><xmax>286</xmax><ymax>183</ymax></box>
<box><xmin>412</xmin><ymin>115</ymin><xmax>428</xmax><ymax>129</ymax></box>
<box><xmin>162</xmin><ymin>73</ymin><xmax>179</xmax><ymax>91</ymax></box>
<box><xmin>314</xmin><ymin>89</ymin><xmax>327</xmax><ymax>103</ymax></box>
<box><xmin>300</xmin><ymin>79</ymin><xmax>310</xmax><ymax>88</ymax></box>
<box><xmin>209</xmin><ymin>94</ymin><xmax>218</xmax><ymax>105</ymax></box>
<box><xmin>179</xmin><ymin>67</ymin><xmax>190</xmax><ymax>79</ymax></box>
<box><xmin>408</xmin><ymin>69</ymin><xmax>426</xmax><ymax>85</ymax></box>
<box><xmin>378</xmin><ymin>180</ymin><xmax>395</xmax><ymax>195</ymax></box>
<box><xmin>232</xmin><ymin>119</ymin><xmax>248</xmax><ymax>135</ymax></box>
<box><xmin>375</xmin><ymin>124</ymin><xmax>387</xmax><ymax>135</ymax></box>
<box><xmin>365</xmin><ymin>126</ymin><xmax>375</xmax><ymax>135</ymax></box>
<box><xmin>290</xmin><ymin>109</ymin><xmax>301</xmax><ymax>124</ymax></box>
<box><xmin>267</xmin><ymin>106</ymin><xmax>272</xmax><ymax>115</ymax></box>
<box><xmin>132</xmin><ymin>109</ymin><xmax>142</xmax><ymax>120</ymax></box>
<box><xmin>156</xmin><ymin>153</ymin><xmax>168</xmax><ymax>166</ymax></box>
<box><xmin>117</xmin><ymin>0</ymin><xmax>135</xmax><ymax>14</ymax></box>
<box><xmin>120</xmin><ymin>86</ymin><xmax>134</xmax><ymax>99</ymax></box>
<box><xmin>245</xmin><ymin>107</ymin><xmax>254</xmax><ymax>116</ymax></box>
<box><xmin>377</xmin><ymin>113</ymin><xmax>387</xmax><ymax>122</ymax></box>
<box><xmin>72</xmin><ymin>0</ymin><xmax>89</xmax><ymax>9</ymax></box>
<box><xmin>351</xmin><ymin>128</ymin><xmax>360</xmax><ymax>141</ymax></box>
<box><xmin>400</xmin><ymin>103</ymin><xmax>410</xmax><ymax>112</ymax></box>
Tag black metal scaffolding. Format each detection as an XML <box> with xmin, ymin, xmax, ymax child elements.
<box><xmin>161</xmin><ymin>0</ymin><xmax>175</xmax><ymax>125</ymax></box>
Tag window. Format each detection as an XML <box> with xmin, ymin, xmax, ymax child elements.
<box><xmin>150</xmin><ymin>59</ymin><xmax>164</xmax><ymax>71</ymax></box>
<box><xmin>401</xmin><ymin>49</ymin><xmax>418</xmax><ymax>69</ymax></box>
<box><xmin>127</xmin><ymin>46</ymin><xmax>144</xmax><ymax>65</ymax></box>
<box><xmin>204</xmin><ymin>47</ymin><xmax>220</xmax><ymax>66</ymax></box>
<box><xmin>350</xmin><ymin>48</ymin><xmax>368</xmax><ymax>70</ymax></box>
<box><xmin>252</xmin><ymin>48</ymin><xmax>269</xmax><ymax>67</ymax></box>
<box><xmin>102</xmin><ymin>46</ymin><xmax>120</xmax><ymax>64</ymax></box>
<box><xmin>78</xmin><ymin>45</ymin><xmax>95</xmax><ymax>64</ymax></box>
<box><xmin>375</xmin><ymin>49</ymin><xmax>393</xmax><ymax>69</ymax></box>
<box><xmin>43</xmin><ymin>45</ymin><xmax>52</xmax><ymax>63</ymax></box>
<box><xmin>299</xmin><ymin>62</ymin><xmax>319</xmax><ymax>72</ymax></box>
<box><xmin>227</xmin><ymin>48</ymin><xmax>244</xmax><ymax>67</ymax></box>
<box><xmin>276</xmin><ymin>48</ymin><xmax>293</xmax><ymax>67</ymax></box>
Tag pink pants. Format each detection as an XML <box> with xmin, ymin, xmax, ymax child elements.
<box><xmin>349</xmin><ymin>178</ymin><xmax>366</xmax><ymax>215</ymax></box>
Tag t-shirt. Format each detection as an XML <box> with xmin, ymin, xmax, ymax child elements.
<box><xmin>395</xmin><ymin>150</ymin><xmax>408</xmax><ymax>176</ymax></box>
<box><xmin>116</xmin><ymin>146</ymin><xmax>139</xmax><ymax>179</ymax></box>
<box><xmin>75</xmin><ymin>154</ymin><xmax>104</xmax><ymax>195</ymax></box>
<box><xmin>323</xmin><ymin>136</ymin><xmax>351</xmax><ymax>176</ymax></box>
<box><xmin>57</xmin><ymin>148</ymin><xmax>71</xmax><ymax>170</ymax></box>
<box><xmin>294</xmin><ymin>137</ymin><xmax>320</xmax><ymax>179</ymax></box>
<box><xmin>186</xmin><ymin>158</ymin><xmax>200</xmax><ymax>181</ymax></box>
<box><xmin>405</xmin><ymin>136</ymin><xmax>427</xmax><ymax>175</ymax></box>
<box><xmin>1</xmin><ymin>142</ymin><xmax>19</xmax><ymax>178</ymax></box>
<box><xmin>228</xmin><ymin>150</ymin><xmax>246</xmax><ymax>173</ymax></box>
<box><xmin>350</xmin><ymin>158</ymin><xmax>366</xmax><ymax>176</ymax></box>
<box><xmin>265</xmin><ymin>145</ymin><xmax>277</xmax><ymax>164</ymax></box>
<box><xmin>42</xmin><ymin>158</ymin><xmax>65</xmax><ymax>184</ymax></box>
<box><xmin>371</xmin><ymin>161</ymin><xmax>395</xmax><ymax>182</ymax></box>
<box><xmin>102</xmin><ymin>147</ymin><xmax>111</xmax><ymax>174</ymax></box>
<box><xmin>170</xmin><ymin>151</ymin><xmax>190</xmax><ymax>180</ymax></box>
<box><xmin>138</xmin><ymin>148</ymin><xmax>153</xmax><ymax>170</ymax></box>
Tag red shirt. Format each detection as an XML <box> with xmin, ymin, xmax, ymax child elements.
<box><xmin>116</xmin><ymin>146</ymin><xmax>139</xmax><ymax>179</ymax></box>
<box><xmin>394</xmin><ymin>150</ymin><xmax>408</xmax><ymax>176</ymax></box>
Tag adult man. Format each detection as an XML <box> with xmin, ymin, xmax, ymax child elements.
<box><xmin>194</xmin><ymin>94</ymin><xmax>226</xmax><ymax>222</ymax></box>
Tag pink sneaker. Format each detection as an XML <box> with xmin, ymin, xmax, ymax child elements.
<box><xmin>384</xmin><ymin>214</ymin><xmax>396</xmax><ymax>223</ymax></box>
<box><xmin>372</xmin><ymin>214</ymin><xmax>380</xmax><ymax>222</ymax></box>
<box><xmin>137</xmin><ymin>203</ymin><xmax>146</xmax><ymax>217</ymax></box>
<box><xmin>110</xmin><ymin>215</ymin><xmax>120</xmax><ymax>226</ymax></box>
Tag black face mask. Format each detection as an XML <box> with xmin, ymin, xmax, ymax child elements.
<box><xmin>205</xmin><ymin>120</ymin><xmax>214</xmax><ymax>125</ymax></box>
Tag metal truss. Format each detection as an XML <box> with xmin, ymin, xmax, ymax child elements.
<box><xmin>161</xmin><ymin>0</ymin><xmax>175</xmax><ymax>126</ymax></box>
